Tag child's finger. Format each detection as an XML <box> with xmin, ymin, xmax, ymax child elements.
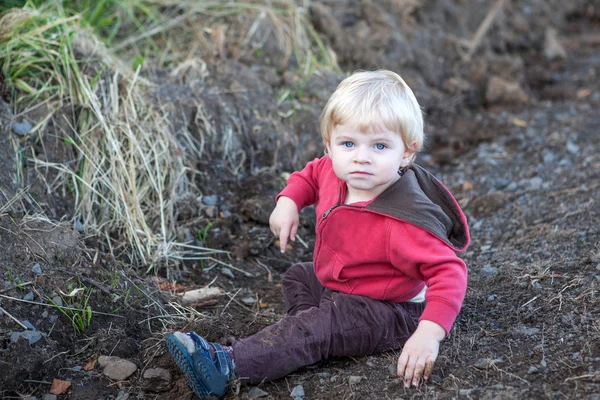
<box><xmin>423</xmin><ymin>359</ymin><xmax>434</xmax><ymax>381</ymax></box>
<box><xmin>402</xmin><ymin>357</ymin><xmax>417</xmax><ymax>388</ymax></box>
<box><xmin>290</xmin><ymin>221</ymin><xmax>298</xmax><ymax>241</ymax></box>
<box><xmin>397</xmin><ymin>351</ymin><xmax>408</xmax><ymax>378</ymax></box>
<box><xmin>279</xmin><ymin>225</ymin><xmax>289</xmax><ymax>252</ymax></box>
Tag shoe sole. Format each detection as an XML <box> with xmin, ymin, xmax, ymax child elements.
<box><xmin>166</xmin><ymin>333</ymin><xmax>213</xmax><ymax>398</ymax></box>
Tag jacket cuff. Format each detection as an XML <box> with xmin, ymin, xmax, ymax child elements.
<box><xmin>418</xmin><ymin>299</ymin><xmax>460</xmax><ymax>336</ymax></box>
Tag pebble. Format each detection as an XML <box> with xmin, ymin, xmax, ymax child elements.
<box><xmin>72</xmin><ymin>218</ymin><xmax>84</xmax><ymax>233</ymax></box>
<box><xmin>32</xmin><ymin>263</ymin><xmax>43</xmax><ymax>275</ymax></box>
<box><xmin>202</xmin><ymin>195</ymin><xmax>218</xmax><ymax>206</ymax></box>
<box><xmin>43</xmin><ymin>395</ymin><xmax>57</xmax><ymax>400</ymax></box>
<box><xmin>494</xmin><ymin>178</ymin><xmax>510</xmax><ymax>189</ymax></box>
<box><xmin>142</xmin><ymin>368</ymin><xmax>171</xmax><ymax>392</ymax></box>
<box><xmin>487</xmin><ymin>295</ymin><xmax>496</xmax><ymax>301</ymax></box>
<box><xmin>241</xmin><ymin>296</ymin><xmax>256</xmax><ymax>306</ymax></box>
<box><xmin>566</xmin><ymin>141</ymin><xmax>579</xmax><ymax>154</ymax></box>
<box><xmin>24</xmin><ymin>292</ymin><xmax>35</xmax><ymax>301</ymax></box>
<box><xmin>528</xmin><ymin>366</ymin><xmax>539</xmax><ymax>374</ymax></box>
<box><xmin>11</xmin><ymin>120</ymin><xmax>32</xmax><ymax>136</ymax></box>
<box><xmin>505</xmin><ymin>182</ymin><xmax>518</xmax><ymax>192</ymax></box>
<box><xmin>290</xmin><ymin>384</ymin><xmax>304</xmax><ymax>398</ymax></box>
<box><xmin>221</xmin><ymin>267</ymin><xmax>235</xmax><ymax>280</ymax></box>
<box><xmin>480</xmin><ymin>265</ymin><xmax>498</xmax><ymax>280</ymax></box>
<box><xmin>248</xmin><ymin>387</ymin><xmax>269</xmax><ymax>398</ymax></box>
<box><xmin>10</xmin><ymin>330</ymin><xmax>43</xmax><ymax>345</ymax></box>
<box><xmin>22</xmin><ymin>320</ymin><xmax>36</xmax><ymax>330</ymax></box>
<box><xmin>542</xmin><ymin>150</ymin><xmax>555</xmax><ymax>164</ymax></box>
<box><xmin>348</xmin><ymin>376</ymin><xmax>363</xmax><ymax>385</ymax></box>
<box><xmin>514</xmin><ymin>326</ymin><xmax>540</xmax><ymax>336</ymax></box>
<box><xmin>101</xmin><ymin>357</ymin><xmax>138</xmax><ymax>380</ymax></box>
<box><xmin>52</xmin><ymin>296</ymin><xmax>63</xmax><ymax>307</ymax></box>
<box><xmin>115</xmin><ymin>392</ymin><xmax>129</xmax><ymax>400</ymax></box>
<box><xmin>387</xmin><ymin>365</ymin><xmax>397</xmax><ymax>377</ymax></box>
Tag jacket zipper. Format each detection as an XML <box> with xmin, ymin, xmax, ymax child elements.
<box><xmin>321</xmin><ymin>185</ymin><xmax>366</xmax><ymax>219</ymax></box>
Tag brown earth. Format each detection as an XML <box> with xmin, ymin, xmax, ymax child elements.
<box><xmin>1</xmin><ymin>1</ymin><xmax>599</xmax><ymax>399</ymax></box>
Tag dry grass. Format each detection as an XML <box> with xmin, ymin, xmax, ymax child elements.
<box><xmin>0</xmin><ymin>1</ymin><xmax>336</xmax><ymax>271</ymax></box>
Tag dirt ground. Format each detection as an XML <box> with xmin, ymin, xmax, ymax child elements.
<box><xmin>1</xmin><ymin>1</ymin><xmax>599</xmax><ymax>399</ymax></box>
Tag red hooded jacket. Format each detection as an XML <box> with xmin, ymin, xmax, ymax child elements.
<box><xmin>278</xmin><ymin>156</ymin><xmax>470</xmax><ymax>334</ymax></box>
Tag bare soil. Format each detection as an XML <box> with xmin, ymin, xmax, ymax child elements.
<box><xmin>1</xmin><ymin>1</ymin><xmax>599</xmax><ymax>399</ymax></box>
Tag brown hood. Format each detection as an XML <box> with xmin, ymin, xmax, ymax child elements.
<box><xmin>367</xmin><ymin>164</ymin><xmax>470</xmax><ymax>251</ymax></box>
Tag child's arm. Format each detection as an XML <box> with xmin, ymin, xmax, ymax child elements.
<box><xmin>396</xmin><ymin>320</ymin><xmax>445</xmax><ymax>387</ymax></box>
<box><xmin>269</xmin><ymin>196</ymin><xmax>299</xmax><ymax>253</ymax></box>
<box><xmin>270</xmin><ymin>157</ymin><xmax>327</xmax><ymax>252</ymax></box>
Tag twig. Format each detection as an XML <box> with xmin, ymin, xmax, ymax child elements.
<box><xmin>520</xmin><ymin>295</ymin><xmax>539</xmax><ymax>308</ymax></box>
<box><xmin>565</xmin><ymin>373</ymin><xmax>599</xmax><ymax>382</ymax></box>
<box><xmin>0</xmin><ymin>304</ymin><xmax>29</xmax><ymax>329</ymax></box>
<box><xmin>294</xmin><ymin>234</ymin><xmax>309</xmax><ymax>249</ymax></box>
<box><xmin>43</xmin><ymin>350</ymin><xmax>69</xmax><ymax>364</ymax></box>
<box><xmin>205</xmin><ymin>257</ymin><xmax>254</xmax><ymax>278</ymax></box>
<box><xmin>0</xmin><ymin>281</ymin><xmax>34</xmax><ymax>293</ymax></box>
<box><xmin>255</xmin><ymin>259</ymin><xmax>273</xmax><ymax>283</ymax></box>
<box><xmin>461</xmin><ymin>0</ymin><xmax>506</xmax><ymax>61</ymax></box>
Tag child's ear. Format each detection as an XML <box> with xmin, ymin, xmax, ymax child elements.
<box><xmin>400</xmin><ymin>143</ymin><xmax>417</xmax><ymax>167</ymax></box>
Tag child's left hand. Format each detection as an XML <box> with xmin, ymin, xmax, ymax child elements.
<box><xmin>397</xmin><ymin>320</ymin><xmax>445</xmax><ymax>387</ymax></box>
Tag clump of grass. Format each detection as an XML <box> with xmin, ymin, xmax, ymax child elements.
<box><xmin>0</xmin><ymin>3</ymin><xmax>224</xmax><ymax>270</ymax></box>
<box><xmin>48</xmin><ymin>286</ymin><xmax>93</xmax><ymax>334</ymax></box>
<box><xmin>0</xmin><ymin>0</ymin><xmax>337</xmax><ymax>272</ymax></box>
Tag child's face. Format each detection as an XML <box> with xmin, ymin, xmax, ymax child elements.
<box><xmin>327</xmin><ymin>123</ymin><xmax>414</xmax><ymax>202</ymax></box>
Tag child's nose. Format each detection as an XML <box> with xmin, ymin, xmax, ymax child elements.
<box><xmin>354</xmin><ymin>147</ymin><xmax>372</xmax><ymax>164</ymax></box>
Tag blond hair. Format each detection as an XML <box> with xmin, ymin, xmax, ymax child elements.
<box><xmin>319</xmin><ymin>70</ymin><xmax>424</xmax><ymax>153</ymax></box>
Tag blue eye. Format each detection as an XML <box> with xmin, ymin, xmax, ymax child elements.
<box><xmin>343</xmin><ymin>142</ymin><xmax>355</xmax><ymax>148</ymax></box>
<box><xmin>375</xmin><ymin>143</ymin><xmax>386</xmax><ymax>150</ymax></box>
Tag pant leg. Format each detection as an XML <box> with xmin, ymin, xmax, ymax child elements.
<box><xmin>230</xmin><ymin>287</ymin><xmax>424</xmax><ymax>384</ymax></box>
<box><xmin>281</xmin><ymin>262</ymin><xmax>326</xmax><ymax>315</ymax></box>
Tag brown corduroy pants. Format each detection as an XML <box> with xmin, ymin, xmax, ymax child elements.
<box><xmin>230</xmin><ymin>262</ymin><xmax>425</xmax><ymax>384</ymax></box>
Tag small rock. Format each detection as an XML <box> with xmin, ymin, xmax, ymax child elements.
<box><xmin>221</xmin><ymin>267</ymin><xmax>235</xmax><ymax>280</ymax></box>
<box><xmin>142</xmin><ymin>368</ymin><xmax>171</xmax><ymax>392</ymax></box>
<box><xmin>32</xmin><ymin>263</ymin><xmax>43</xmax><ymax>275</ymax></box>
<box><xmin>203</xmin><ymin>206</ymin><xmax>218</xmax><ymax>219</ymax></box>
<box><xmin>566</xmin><ymin>141</ymin><xmax>580</xmax><ymax>154</ymax></box>
<box><xmin>494</xmin><ymin>178</ymin><xmax>510</xmax><ymax>189</ymax></box>
<box><xmin>544</xmin><ymin>27</ymin><xmax>567</xmax><ymax>60</ymax></box>
<box><xmin>540</xmin><ymin>359</ymin><xmax>547</xmax><ymax>368</ymax></box>
<box><xmin>43</xmin><ymin>395</ymin><xmax>58</xmax><ymax>400</ymax></box>
<box><xmin>486</xmin><ymin>76</ymin><xmax>528</xmax><ymax>105</ymax></box>
<box><xmin>72</xmin><ymin>366</ymin><xmax>82</xmax><ymax>371</ymax></box>
<box><xmin>115</xmin><ymin>392</ymin><xmax>129</xmax><ymax>400</ymax></box>
<box><xmin>459</xmin><ymin>389</ymin><xmax>475</xmax><ymax>396</ymax></box>
<box><xmin>480</xmin><ymin>265</ymin><xmax>498</xmax><ymax>280</ymax></box>
<box><xmin>430</xmin><ymin>374</ymin><xmax>442</xmax><ymax>384</ymax></box>
<box><xmin>366</xmin><ymin>361</ymin><xmax>374</xmax><ymax>367</ymax></box>
<box><xmin>22</xmin><ymin>320</ymin><xmax>35</xmax><ymax>330</ymax></box>
<box><xmin>248</xmin><ymin>387</ymin><xmax>269</xmax><ymax>398</ymax></box>
<box><xmin>348</xmin><ymin>376</ymin><xmax>363</xmax><ymax>385</ymax></box>
<box><xmin>42</xmin><ymin>311</ymin><xmax>49</xmax><ymax>318</ymax></box>
<box><xmin>526</xmin><ymin>177</ymin><xmax>543</xmax><ymax>190</ymax></box>
<box><xmin>11</xmin><ymin>120</ymin><xmax>32</xmax><ymax>136</ymax></box>
<box><xmin>10</xmin><ymin>330</ymin><xmax>43</xmax><ymax>345</ymax></box>
<box><xmin>24</xmin><ymin>292</ymin><xmax>35</xmax><ymax>302</ymax></box>
<box><xmin>241</xmin><ymin>296</ymin><xmax>256</xmax><ymax>306</ymax></box>
<box><xmin>98</xmin><ymin>356</ymin><xmax>121</xmax><ymax>366</ymax></box>
<box><xmin>542</xmin><ymin>151</ymin><xmax>555</xmax><ymax>164</ymax></box>
<box><xmin>490</xmin><ymin>384</ymin><xmax>505</xmax><ymax>390</ymax></box>
<box><xmin>487</xmin><ymin>295</ymin><xmax>496</xmax><ymax>302</ymax></box>
<box><xmin>528</xmin><ymin>366</ymin><xmax>539</xmax><ymax>374</ymax></box>
<box><xmin>52</xmin><ymin>296</ymin><xmax>63</xmax><ymax>307</ymax></box>
<box><xmin>506</xmin><ymin>182</ymin><xmax>518</xmax><ymax>192</ymax></box>
<box><xmin>316</xmin><ymin>372</ymin><xmax>330</xmax><ymax>378</ymax></box>
<box><xmin>201</xmin><ymin>195</ymin><xmax>218</xmax><ymax>206</ymax></box>
<box><xmin>73</xmin><ymin>218</ymin><xmax>84</xmax><ymax>233</ymax></box>
<box><xmin>102</xmin><ymin>358</ymin><xmax>138</xmax><ymax>380</ymax></box>
<box><xmin>387</xmin><ymin>365</ymin><xmax>397</xmax><ymax>377</ymax></box>
<box><xmin>290</xmin><ymin>384</ymin><xmax>304</xmax><ymax>398</ymax></box>
<box><xmin>514</xmin><ymin>325</ymin><xmax>540</xmax><ymax>336</ymax></box>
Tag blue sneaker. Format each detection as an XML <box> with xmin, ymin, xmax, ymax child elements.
<box><xmin>166</xmin><ymin>332</ymin><xmax>235</xmax><ymax>398</ymax></box>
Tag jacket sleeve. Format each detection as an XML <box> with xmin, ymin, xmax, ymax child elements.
<box><xmin>276</xmin><ymin>157</ymin><xmax>326</xmax><ymax>211</ymax></box>
<box><xmin>388</xmin><ymin>222</ymin><xmax>468</xmax><ymax>335</ymax></box>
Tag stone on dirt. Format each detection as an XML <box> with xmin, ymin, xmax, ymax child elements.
<box><xmin>101</xmin><ymin>357</ymin><xmax>138</xmax><ymax>381</ymax></box>
<box><xmin>290</xmin><ymin>384</ymin><xmax>304</xmax><ymax>398</ymax></box>
<box><xmin>544</xmin><ymin>27</ymin><xmax>567</xmax><ymax>60</ymax></box>
<box><xmin>248</xmin><ymin>386</ymin><xmax>269</xmax><ymax>398</ymax></box>
<box><xmin>142</xmin><ymin>368</ymin><xmax>172</xmax><ymax>392</ymax></box>
<box><xmin>10</xmin><ymin>330</ymin><xmax>43</xmax><ymax>345</ymax></box>
<box><xmin>486</xmin><ymin>76</ymin><xmax>528</xmax><ymax>105</ymax></box>
<box><xmin>11</xmin><ymin>120</ymin><xmax>32</xmax><ymax>136</ymax></box>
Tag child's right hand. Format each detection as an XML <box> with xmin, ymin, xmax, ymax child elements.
<box><xmin>269</xmin><ymin>196</ymin><xmax>299</xmax><ymax>253</ymax></box>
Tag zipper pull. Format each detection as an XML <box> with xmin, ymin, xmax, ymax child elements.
<box><xmin>322</xmin><ymin>205</ymin><xmax>337</xmax><ymax>219</ymax></box>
